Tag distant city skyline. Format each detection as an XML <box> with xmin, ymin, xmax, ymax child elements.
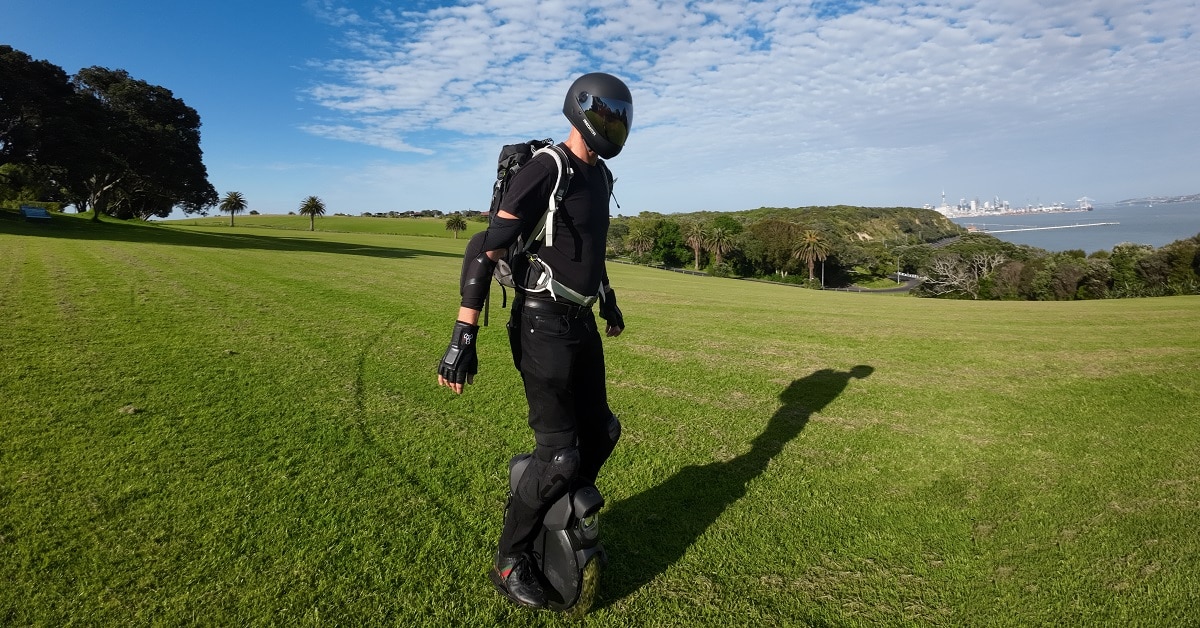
<box><xmin>4</xmin><ymin>1</ymin><xmax>1197</xmax><ymax>216</ymax></box>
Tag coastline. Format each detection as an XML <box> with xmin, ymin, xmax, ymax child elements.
<box><xmin>949</xmin><ymin>201</ymin><xmax>1200</xmax><ymax>252</ymax></box>
<box><xmin>941</xmin><ymin>207</ymin><xmax>1094</xmax><ymax>219</ymax></box>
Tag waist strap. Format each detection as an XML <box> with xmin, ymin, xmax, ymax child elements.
<box><xmin>519</xmin><ymin>297</ymin><xmax>593</xmax><ymax>318</ymax></box>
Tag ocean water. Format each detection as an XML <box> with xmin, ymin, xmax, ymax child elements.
<box><xmin>949</xmin><ymin>201</ymin><xmax>1200</xmax><ymax>253</ymax></box>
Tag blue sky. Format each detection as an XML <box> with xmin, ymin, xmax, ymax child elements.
<box><xmin>4</xmin><ymin>0</ymin><xmax>1197</xmax><ymax>215</ymax></box>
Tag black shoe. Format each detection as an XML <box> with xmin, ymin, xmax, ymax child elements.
<box><xmin>490</xmin><ymin>554</ymin><xmax>546</xmax><ymax>609</ymax></box>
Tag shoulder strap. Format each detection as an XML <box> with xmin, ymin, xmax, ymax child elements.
<box><xmin>524</xmin><ymin>145</ymin><xmax>571</xmax><ymax>251</ymax></box>
<box><xmin>599</xmin><ymin>159</ymin><xmax>619</xmax><ymax>210</ymax></box>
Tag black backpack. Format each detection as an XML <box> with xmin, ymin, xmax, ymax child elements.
<box><xmin>460</xmin><ymin>139</ymin><xmax>568</xmax><ymax>325</ymax></box>
<box><xmin>490</xmin><ymin>139</ymin><xmax>572</xmax><ymax>298</ymax></box>
<box><xmin>468</xmin><ymin>139</ymin><xmax>613</xmax><ymax>325</ymax></box>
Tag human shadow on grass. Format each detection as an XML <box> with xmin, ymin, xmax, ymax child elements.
<box><xmin>0</xmin><ymin>213</ymin><xmax>460</xmax><ymax>260</ymax></box>
<box><xmin>598</xmin><ymin>365</ymin><xmax>874</xmax><ymax>608</ymax></box>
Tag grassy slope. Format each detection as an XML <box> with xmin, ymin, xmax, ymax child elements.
<box><xmin>2</xmin><ymin>213</ymin><xmax>1197</xmax><ymax>626</ymax></box>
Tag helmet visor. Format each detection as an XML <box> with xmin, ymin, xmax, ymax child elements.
<box><xmin>579</xmin><ymin>93</ymin><xmax>632</xmax><ymax>149</ymax></box>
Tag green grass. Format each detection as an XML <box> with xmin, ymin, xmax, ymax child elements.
<box><xmin>2</xmin><ymin>212</ymin><xmax>1198</xmax><ymax>626</ymax></box>
<box><xmin>164</xmin><ymin>213</ymin><xmax>485</xmax><ymax>238</ymax></box>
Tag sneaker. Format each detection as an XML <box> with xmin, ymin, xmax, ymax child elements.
<box><xmin>490</xmin><ymin>554</ymin><xmax>546</xmax><ymax>609</ymax></box>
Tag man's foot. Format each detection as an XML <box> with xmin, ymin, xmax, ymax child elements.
<box><xmin>490</xmin><ymin>554</ymin><xmax>546</xmax><ymax>609</ymax></box>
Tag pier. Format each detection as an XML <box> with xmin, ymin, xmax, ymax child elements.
<box><xmin>970</xmin><ymin>222</ymin><xmax>1119</xmax><ymax>234</ymax></box>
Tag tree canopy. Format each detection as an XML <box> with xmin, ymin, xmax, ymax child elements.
<box><xmin>0</xmin><ymin>45</ymin><xmax>217</xmax><ymax>219</ymax></box>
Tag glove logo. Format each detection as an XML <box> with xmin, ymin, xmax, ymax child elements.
<box><xmin>463</xmin><ymin>332</ymin><xmax>475</xmax><ymax>345</ymax></box>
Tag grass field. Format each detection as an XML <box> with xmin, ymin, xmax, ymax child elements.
<box><xmin>165</xmin><ymin>213</ymin><xmax>487</xmax><ymax>238</ymax></box>
<box><xmin>2</xmin><ymin>212</ymin><xmax>1198</xmax><ymax>626</ymax></box>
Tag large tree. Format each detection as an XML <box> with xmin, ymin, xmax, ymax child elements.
<box><xmin>745</xmin><ymin>219</ymin><xmax>799</xmax><ymax>277</ymax></box>
<box><xmin>68</xmin><ymin>66</ymin><xmax>217</xmax><ymax>219</ymax></box>
<box><xmin>0</xmin><ymin>46</ymin><xmax>77</xmax><ymax>167</ymax></box>
<box><xmin>0</xmin><ymin>46</ymin><xmax>84</xmax><ymax>209</ymax></box>
<box><xmin>650</xmin><ymin>219</ymin><xmax>689</xmax><ymax>267</ymax></box>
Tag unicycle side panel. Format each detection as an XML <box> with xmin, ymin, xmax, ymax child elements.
<box><xmin>507</xmin><ymin>454</ymin><xmax>608</xmax><ymax>614</ymax></box>
<box><xmin>539</xmin><ymin>528</ymin><xmax>607</xmax><ymax>612</ymax></box>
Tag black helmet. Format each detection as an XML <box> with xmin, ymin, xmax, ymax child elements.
<box><xmin>563</xmin><ymin>72</ymin><xmax>633</xmax><ymax>159</ymax></box>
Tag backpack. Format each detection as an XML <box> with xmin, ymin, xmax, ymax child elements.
<box><xmin>490</xmin><ymin>139</ymin><xmax>570</xmax><ymax>300</ymax></box>
<box><xmin>475</xmin><ymin>139</ymin><xmax>614</xmax><ymax>325</ymax></box>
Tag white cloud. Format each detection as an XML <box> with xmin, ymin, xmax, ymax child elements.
<box><xmin>301</xmin><ymin>0</ymin><xmax>1200</xmax><ymax>210</ymax></box>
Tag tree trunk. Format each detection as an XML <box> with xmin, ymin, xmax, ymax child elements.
<box><xmin>86</xmin><ymin>173</ymin><xmax>120</xmax><ymax>222</ymax></box>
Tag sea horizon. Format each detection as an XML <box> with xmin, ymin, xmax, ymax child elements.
<box><xmin>950</xmin><ymin>201</ymin><xmax>1200</xmax><ymax>253</ymax></box>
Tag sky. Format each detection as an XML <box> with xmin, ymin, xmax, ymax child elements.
<box><xmin>3</xmin><ymin>0</ymin><xmax>1198</xmax><ymax>216</ymax></box>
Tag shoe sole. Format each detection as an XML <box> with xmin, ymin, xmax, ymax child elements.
<box><xmin>489</xmin><ymin>569</ymin><xmax>546</xmax><ymax>609</ymax></box>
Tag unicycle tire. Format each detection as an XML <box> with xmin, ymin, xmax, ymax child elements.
<box><xmin>562</xmin><ymin>555</ymin><xmax>602</xmax><ymax>619</ymax></box>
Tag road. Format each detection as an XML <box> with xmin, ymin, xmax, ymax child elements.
<box><xmin>840</xmin><ymin>275</ymin><xmax>923</xmax><ymax>293</ymax></box>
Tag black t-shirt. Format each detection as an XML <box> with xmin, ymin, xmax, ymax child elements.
<box><xmin>500</xmin><ymin>144</ymin><xmax>611</xmax><ymax>298</ymax></box>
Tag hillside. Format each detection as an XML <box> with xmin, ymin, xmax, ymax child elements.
<box><xmin>642</xmin><ymin>204</ymin><xmax>963</xmax><ymax>243</ymax></box>
<box><xmin>1113</xmin><ymin>192</ymin><xmax>1200</xmax><ymax>205</ymax></box>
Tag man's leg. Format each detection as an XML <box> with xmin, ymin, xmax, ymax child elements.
<box><xmin>573</xmin><ymin>319</ymin><xmax>620</xmax><ymax>484</ymax></box>
<box><xmin>492</xmin><ymin>309</ymin><xmax>581</xmax><ymax>607</ymax></box>
<box><xmin>493</xmin><ymin>437</ymin><xmax>579</xmax><ymax>608</ymax></box>
<box><xmin>496</xmin><ymin>433</ymin><xmax>578</xmax><ymax>556</ymax></box>
<box><xmin>577</xmin><ymin>412</ymin><xmax>620</xmax><ymax>485</ymax></box>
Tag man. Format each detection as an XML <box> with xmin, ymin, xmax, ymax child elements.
<box><xmin>437</xmin><ymin>72</ymin><xmax>633</xmax><ymax>609</ymax></box>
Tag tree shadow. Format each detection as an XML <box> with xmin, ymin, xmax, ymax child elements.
<box><xmin>0</xmin><ymin>212</ymin><xmax>460</xmax><ymax>260</ymax></box>
<box><xmin>598</xmin><ymin>365</ymin><xmax>875</xmax><ymax>607</ymax></box>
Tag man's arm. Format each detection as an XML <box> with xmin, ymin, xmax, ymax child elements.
<box><xmin>455</xmin><ymin>306</ymin><xmax>481</xmax><ymax>326</ymax></box>
<box><xmin>599</xmin><ymin>266</ymin><xmax>624</xmax><ymax>338</ymax></box>
<box><xmin>438</xmin><ymin>212</ymin><xmax>519</xmax><ymax>394</ymax></box>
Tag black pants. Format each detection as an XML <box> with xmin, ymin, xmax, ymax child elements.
<box><xmin>497</xmin><ymin>298</ymin><xmax>616</xmax><ymax>557</ymax></box>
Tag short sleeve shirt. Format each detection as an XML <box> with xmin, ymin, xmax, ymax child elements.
<box><xmin>500</xmin><ymin>144</ymin><xmax>611</xmax><ymax>298</ymax></box>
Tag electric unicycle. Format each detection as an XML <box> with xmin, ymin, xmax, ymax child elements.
<box><xmin>508</xmin><ymin>454</ymin><xmax>607</xmax><ymax>616</ymax></box>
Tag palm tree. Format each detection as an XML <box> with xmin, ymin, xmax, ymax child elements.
<box><xmin>707</xmin><ymin>227</ymin><xmax>736</xmax><ymax>267</ymax></box>
<box><xmin>794</xmin><ymin>229</ymin><xmax>831</xmax><ymax>281</ymax></box>
<box><xmin>218</xmin><ymin>191</ymin><xmax>247</xmax><ymax>227</ymax></box>
<box><xmin>683</xmin><ymin>221</ymin><xmax>709</xmax><ymax>270</ymax></box>
<box><xmin>626</xmin><ymin>226</ymin><xmax>654</xmax><ymax>258</ymax></box>
<box><xmin>445</xmin><ymin>214</ymin><xmax>468</xmax><ymax>239</ymax></box>
<box><xmin>298</xmin><ymin>196</ymin><xmax>326</xmax><ymax>231</ymax></box>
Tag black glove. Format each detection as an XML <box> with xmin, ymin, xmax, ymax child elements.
<box><xmin>438</xmin><ymin>321</ymin><xmax>479</xmax><ymax>384</ymax></box>
<box><xmin>599</xmin><ymin>289</ymin><xmax>625</xmax><ymax>331</ymax></box>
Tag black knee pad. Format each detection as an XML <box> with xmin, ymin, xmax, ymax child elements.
<box><xmin>577</xmin><ymin>413</ymin><xmax>621</xmax><ymax>485</ymax></box>
<box><xmin>515</xmin><ymin>446</ymin><xmax>580</xmax><ymax>509</ymax></box>
<box><xmin>605</xmin><ymin>414</ymin><xmax>622</xmax><ymax>447</ymax></box>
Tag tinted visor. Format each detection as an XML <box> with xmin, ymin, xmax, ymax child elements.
<box><xmin>578</xmin><ymin>93</ymin><xmax>632</xmax><ymax>148</ymax></box>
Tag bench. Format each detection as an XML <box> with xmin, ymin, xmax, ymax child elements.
<box><xmin>19</xmin><ymin>205</ymin><xmax>52</xmax><ymax>222</ymax></box>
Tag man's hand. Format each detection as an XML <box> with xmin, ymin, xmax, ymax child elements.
<box><xmin>599</xmin><ymin>289</ymin><xmax>624</xmax><ymax>337</ymax></box>
<box><xmin>437</xmin><ymin>321</ymin><xmax>479</xmax><ymax>394</ymax></box>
